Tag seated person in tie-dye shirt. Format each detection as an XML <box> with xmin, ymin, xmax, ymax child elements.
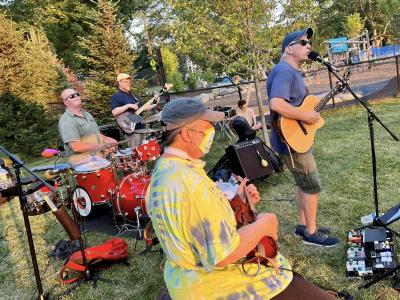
<box><xmin>146</xmin><ymin>99</ymin><xmax>337</xmax><ymax>300</ymax></box>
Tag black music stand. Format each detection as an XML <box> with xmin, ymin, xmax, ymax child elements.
<box><xmin>325</xmin><ymin>67</ymin><xmax>400</xmax><ymax>288</ymax></box>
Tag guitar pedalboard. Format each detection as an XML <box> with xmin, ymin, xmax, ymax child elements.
<box><xmin>346</xmin><ymin>228</ymin><xmax>397</xmax><ymax>278</ymax></box>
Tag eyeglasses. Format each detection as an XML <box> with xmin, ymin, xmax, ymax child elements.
<box><xmin>64</xmin><ymin>92</ymin><xmax>80</xmax><ymax>101</ymax></box>
<box><xmin>289</xmin><ymin>39</ymin><xmax>312</xmax><ymax>47</ymax></box>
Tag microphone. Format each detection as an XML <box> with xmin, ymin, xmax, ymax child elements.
<box><xmin>308</xmin><ymin>51</ymin><xmax>338</xmax><ymax>72</ymax></box>
<box><xmin>225</xmin><ymin>77</ymin><xmax>243</xmax><ymax>91</ymax></box>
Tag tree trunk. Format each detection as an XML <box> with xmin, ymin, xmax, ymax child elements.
<box><xmin>252</xmin><ymin>68</ymin><xmax>269</xmax><ymax>145</ymax></box>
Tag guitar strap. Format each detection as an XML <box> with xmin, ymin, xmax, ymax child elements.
<box><xmin>285</xmin><ymin>142</ymin><xmax>295</xmax><ymax>170</ymax></box>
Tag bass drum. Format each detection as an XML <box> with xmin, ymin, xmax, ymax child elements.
<box><xmin>114</xmin><ymin>174</ymin><xmax>150</xmax><ymax>221</ymax></box>
<box><xmin>73</xmin><ymin>159</ymin><xmax>117</xmax><ymax>217</ymax></box>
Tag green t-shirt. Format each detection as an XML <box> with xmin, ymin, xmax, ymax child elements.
<box><xmin>58</xmin><ymin>109</ymin><xmax>102</xmax><ymax>157</ymax></box>
<box><xmin>147</xmin><ymin>156</ymin><xmax>292</xmax><ymax>300</ymax></box>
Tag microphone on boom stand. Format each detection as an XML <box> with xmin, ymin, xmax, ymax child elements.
<box><xmin>308</xmin><ymin>51</ymin><xmax>339</xmax><ymax>72</ymax></box>
<box><xmin>225</xmin><ymin>76</ymin><xmax>243</xmax><ymax>101</ymax></box>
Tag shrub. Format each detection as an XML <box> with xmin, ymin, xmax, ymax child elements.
<box><xmin>0</xmin><ymin>93</ymin><xmax>59</xmax><ymax>160</ymax></box>
<box><xmin>202</xmin><ymin>68</ymin><xmax>216</xmax><ymax>84</ymax></box>
<box><xmin>166</xmin><ymin>71</ymin><xmax>185</xmax><ymax>92</ymax></box>
<box><xmin>186</xmin><ymin>71</ymin><xmax>201</xmax><ymax>90</ymax></box>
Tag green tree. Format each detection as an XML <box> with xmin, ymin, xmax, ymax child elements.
<box><xmin>160</xmin><ymin>47</ymin><xmax>179</xmax><ymax>75</ymax></box>
<box><xmin>77</xmin><ymin>0</ymin><xmax>144</xmax><ymax>123</ymax></box>
<box><xmin>0</xmin><ymin>12</ymin><xmax>61</xmax><ymax>106</ymax></box>
<box><xmin>343</xmin><ymin>13</ymin><xmax>364</xmax><ymax>38</ymax></box>
<box><xmin>2</xmin><ymin>0</ymin><xmax>144</xmax><ymax>70</ymax></box>
<box><xmin>167</xmin><ymin>0</ymin><xmax>281</xmax><ymax>142</ymax></box>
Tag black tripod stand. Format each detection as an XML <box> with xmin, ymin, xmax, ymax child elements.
<box><xmin>325</xmin><ymin>67</ymin><xmax>400</xmax><ymax>288</ymax></box>
<box><xmin>0</xmin><ymin>146</ymin><xmax>66</xmax><ymax>299</ymax></box>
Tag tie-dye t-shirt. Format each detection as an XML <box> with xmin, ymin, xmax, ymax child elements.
<box><xmin>147</xmin><ymin>156</ymin><xmax>293</xmax><ymax>299</ymax></box>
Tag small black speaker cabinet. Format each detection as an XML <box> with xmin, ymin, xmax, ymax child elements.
<box><xmin>225</xmin><ymin>138</ymin><xmax>274</xmax><ymax>181</ymax></box>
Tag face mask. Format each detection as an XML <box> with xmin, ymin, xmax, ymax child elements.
<box><xmin>198</xmin><ymin>127</ymin><xmax>215</xmax><ymax>155</ymax></box>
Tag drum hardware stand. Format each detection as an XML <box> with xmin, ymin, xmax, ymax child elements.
<box><xmin>110</xmin><ymin>191</ymin><xmax>142</xmax><ymax>238</ymax></box>
<box><xmin>56</xmin><ymin>196</ymin><xmax>115</xmax><ymax>300</ymax></box>
<box><xmin>326</xmin><ymin>67</ymin><xmax>400</xmax><ymax>289</ymax></box>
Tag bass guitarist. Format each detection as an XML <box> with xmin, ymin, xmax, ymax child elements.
<box><xmin>267</xmin><ymin>28</ymin><xmax>338</xmax><ymax>247</ymax></box>
<box><xmin>111</xmin><ymin>73</ymin><xmax>158</xmax><ymax>147</ymax></box>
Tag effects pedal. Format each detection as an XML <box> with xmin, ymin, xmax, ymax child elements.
<box><xmin>346</xmin><ymin>228</ymin><xmax>397</xmax><ymax>279</ymax></box>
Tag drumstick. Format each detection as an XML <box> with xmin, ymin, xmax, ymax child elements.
<box><xmin>93</xmin><ymin>139</ymin><xmax>129</xmax><ymax>154</ymax></box>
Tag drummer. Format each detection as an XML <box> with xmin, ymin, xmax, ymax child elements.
<box><xmin>58</xmin><ymin>88</ymin><xmax>117</xmax><ymax>166</ymax></box>
<box><xmin>111</xmin><ymin>73</ymin><xmax>157</xmax><ymax>148</ymax></box>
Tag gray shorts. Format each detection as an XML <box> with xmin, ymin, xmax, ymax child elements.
<box><xmin>280</xmin><ymin>149</ymin><xmax>321</xmax><ymax>194</ymax></box>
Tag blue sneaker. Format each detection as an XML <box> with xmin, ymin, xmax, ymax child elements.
<box><xmin>303</xmin><ymin>231</ymin><xmax>338</xmax><ymax>247</ymax></box>
<box><xmin>293</xmin><ymin>225</ymin><xmax>331</xmax><ymax>238</ymax></box>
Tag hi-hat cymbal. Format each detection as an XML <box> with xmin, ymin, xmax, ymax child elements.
<box><xmin>144</xmin><ymin>112</ymin><xmax>161</xmax><ymax>124</ymax></box>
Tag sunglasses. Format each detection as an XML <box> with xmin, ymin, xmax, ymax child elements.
<box><xmin>64</xmin><ymin>92</ymin><xmax>80</xmax><ymax>101</ymax></box>
<box><xmin>289</xmin><ymin>39</ymin><xmax>312</xmax><ymax>47</ymax></box>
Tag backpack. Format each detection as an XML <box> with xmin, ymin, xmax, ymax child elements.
<box><xmin>59</xmin><ymin>238</ymin><xmax>129</xmax><ymax>284</ymax></box>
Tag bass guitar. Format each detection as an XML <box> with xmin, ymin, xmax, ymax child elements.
<box><xmin>275</xmin><ymin>70</ymin><xmax>350</xmax><ymax>153</ymax></box>
<box><xmin>115</xmin><ymin>84</ymin><xmax>172</xmax><ymax>134</ymax></box>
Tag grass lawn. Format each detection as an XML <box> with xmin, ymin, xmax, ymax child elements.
<box><xmin>1</xmin><ymin>98</ymin><xmax>400</xmax><ymax>299</ymax></box>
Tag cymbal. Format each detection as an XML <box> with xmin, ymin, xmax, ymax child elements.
<box><xmin>144</xmin><ymin>112</ymin><xmax>161</xmax><ymax>124</ymax></box>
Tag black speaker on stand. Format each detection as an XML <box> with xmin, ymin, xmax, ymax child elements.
<box><xmin>225</xmin><ymin>138</ymin><xmax>274</xmax><ymax>181</ymax></box>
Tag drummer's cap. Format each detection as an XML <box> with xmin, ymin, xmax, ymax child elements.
<box><xmin>116</xmin><ymin>73</ymin><xmax>131</xmax><ymax>81</ymax></box>
<box><xmin>161</xmin><ymin>99</ymin><xmax>224</xmax><ymax>131</ymax></box>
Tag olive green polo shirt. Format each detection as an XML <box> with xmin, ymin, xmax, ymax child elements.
<box><xmin>58</xmin><ymin>109</ymin><xmax>102</xmax><ymax>156</ymax></box>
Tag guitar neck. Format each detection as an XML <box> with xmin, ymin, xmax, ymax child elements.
<box><xmin>135</xmin><ymin>93</ymin><xmax>160</xmax><ymax>115</ymax></box>
<box><xmin>314</xmin><ymin>86</ymin><xmax>341</xmax><ymax>112</ymax></box>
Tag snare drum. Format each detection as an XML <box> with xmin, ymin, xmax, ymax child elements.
<box><xmin>135</xmin><ymin>139</ymin><xmax>160</xmax><ymax>162</ymax></box>
<box><xmin>114</xmin><ymin>174</ymin><xmax>150</xmax><ymax>221</ymax></box>
<box><xmin>113</xmin><ymin>149</ymin><xmax>140</xmax><ymax>173</ymax></box>
<box><xmin>73</xmin><ymin>159</ymin><xmax>117</xmax><ymax>217</ymax></box>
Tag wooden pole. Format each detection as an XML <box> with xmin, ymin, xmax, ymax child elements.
<box><xmin>396</xmin><ymin>56</ymin><xmax>400</xmax><ymax>97</ymax></box>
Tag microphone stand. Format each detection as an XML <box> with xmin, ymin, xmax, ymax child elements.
<box><xmin>0</xmin><ymin>146</ymin><xmax>54</xmax><ymax>300</ymax></box>
<box><xmin>226</xmin><ymin>77</ymin><xmax>243</xmax><ymax>102</ymax></box>
<box><xmin>0</xmin><ymin>146</ymin><xmax>87</xmax><ymax>298</ymax></box>
<box><xmin>324</xmin><ymin>67</ymin><xmax>400</xmax><ymax>288</ymax></box>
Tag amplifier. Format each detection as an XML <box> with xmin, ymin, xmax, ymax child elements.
<box><xmin>225</xmin><ymin>138</ymin><xmax>274</xmax><ymax>181</ymax></box>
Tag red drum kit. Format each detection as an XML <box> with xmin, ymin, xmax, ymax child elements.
<box><xmin>53</xmin><ymin>138</ymin><xmax>161</xmax><ymax>224</ymax></box>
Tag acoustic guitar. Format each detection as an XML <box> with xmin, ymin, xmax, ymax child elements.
<box><xmin>115</xmin><ymin>84</ymin><xmax>172</xmax><ymax>134</ymax></box>
<box><xmin>275</xmin><ymin>70</ymin><xmax>350</xmax><ymax>153</ymax></box>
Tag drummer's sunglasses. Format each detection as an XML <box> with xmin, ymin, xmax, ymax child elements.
<box><xmin>65</xmin><ymin>92</ymin><xmax>80</xmax><ymax>101</ymax></box>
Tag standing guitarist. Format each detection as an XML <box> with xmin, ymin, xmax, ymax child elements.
<box><xmin>267</xmin><ymin>28</ymin><xmax>338</xmax><ymax>247</ymax></box>
<box><xmin>111</xmin><ymin>73</ymin><xmax>157</xmax><ymax>147</ymax></box>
